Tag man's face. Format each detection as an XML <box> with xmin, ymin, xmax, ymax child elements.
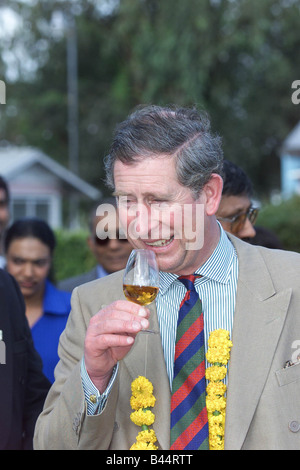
<box><xmin>0</xmin><ymin>188</ymin><xmax>9</xmax><ymax>236</ymax></box>
<box><xmin>88</xmin><ymin>213</ymin><xmax>133</xmax><ymax>274</ymax></box>
<box><xmin>113</xmin><ymin>156</ymin><xmax>222</xmax><ymax>275</ymax></box>
<box><xmin>216</xmin><ymin>194</ymin><xmax>256</xmax><ymax>239</ymax></box>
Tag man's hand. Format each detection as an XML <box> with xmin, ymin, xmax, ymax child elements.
<box><xmin>84</xmin><ymin>300</ymin><xmax>150</xmax><ymax>393</ymax></box>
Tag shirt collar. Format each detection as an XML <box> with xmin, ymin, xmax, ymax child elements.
<box><xmin>159</xmin><ymin>224</ymin><xmax>236</xmax><ymax>295</ymax></box>
<box><xmin>97</xmin><ymin>264</ymin><xmax>109</xmax><ymax>279</ymax></box>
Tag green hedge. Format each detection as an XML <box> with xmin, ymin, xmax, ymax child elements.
<box><xmin>256</xmin><ymin>195</ymin><xmax>300</xmax><ymax>253</ymax></box>
<box><xmin>53</xmin><ymin>230</ymin><xmax>95</xmax><ymax>282</ymax></box>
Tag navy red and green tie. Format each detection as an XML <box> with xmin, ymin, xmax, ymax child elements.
<box><xmin>170</xmin><ymin>274</ymin><xmax>209</xmax><ymax>450</ymax></box>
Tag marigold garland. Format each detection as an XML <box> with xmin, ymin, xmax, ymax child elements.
<box><xmin>130</xmin><ymin>376</ymin><xmax>158</xmax><ymax>450</ymax></box>
<box><xmin>129</xmin><ymin>331</ymin><xmax>232</xmax><ymax>451</ymax></box>
<box><xmin>205</xmin><ymin>329</ymin><xmax>233</xmax><ymax>450</ymax></box>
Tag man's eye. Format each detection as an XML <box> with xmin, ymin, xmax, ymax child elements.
<box><xmin>118</xmin><ymin>197</ymin><xmax>135</xmax><ymax>207</ymax></box>
<box><xmin>34</xmin><ymin>260</ymin><xmax>49</xmax><ymax>267</ymax></box>
<box><xmin>151</xmin><ymin>201</ymin><xmax>173</xmax><ymax>212</ymax></box>
<box><xmin>12</xmin><ymin>258</ymin><xmax>24</xmax><ymax>265</ymax></box>
<box><xmin>150</xmin><ymin>199</ymin><xmax>166</xmax><ymax>205</ymax></box>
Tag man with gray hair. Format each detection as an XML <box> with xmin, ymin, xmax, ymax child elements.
<box><xmin>34</xmin><ymin>105</ymin><xmax>300</xmax><ymax>450</ymax></box>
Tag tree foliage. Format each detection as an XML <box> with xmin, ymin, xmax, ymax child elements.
<box><xmin>257</xmin><ymin>195</ymin><xmax>300</xmax><ymax>253</ymax></box>
<box><xmin>0</xmin><ymin>0</ymin><xmax>300</xmax><ymax>197</ymax></box>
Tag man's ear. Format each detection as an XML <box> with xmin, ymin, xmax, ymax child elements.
<box><xmin>87</xmin><ymin>236</ymin><xmax>94</xmax><ymax>251</ymax></box>
<box><xmin>201</xmin><ymin>173</ymin><xmax>223</xmax><ymax>216</ymax></box>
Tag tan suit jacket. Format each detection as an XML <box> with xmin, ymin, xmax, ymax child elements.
<box><xmin>34</xmin><ymin>235</ymin><xmax>300</xmax><ymax>450</ymax></box>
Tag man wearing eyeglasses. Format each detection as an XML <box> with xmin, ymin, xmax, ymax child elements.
<box><xmin>216</xmin><ymin>160</ymin><xmax>258</xmax><ymax>239</ymax></box>
<box><xmin>58</xmin><ymin>198</ymin><xmax>133</xmax><ymax>292</ymax></box>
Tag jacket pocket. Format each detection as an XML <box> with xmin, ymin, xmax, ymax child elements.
<box><xmin>276</xmin><ymin>362</ymin><xmax>300</xmax><ymax>386</ymax></box>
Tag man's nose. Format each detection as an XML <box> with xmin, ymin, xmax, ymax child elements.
<box><xmin>23</xmin><ymin>262</ymin><xmax>34</xmax><ymax>277</ymax></box>
<box><xmin>107</xmin><ymin>237</ymin><xmax>121</xmax><ymax>249</ymax></box>
<box><xmin>129</xmin><ymin>204</ymin><xmax>160</xmax><ymax>240</ymax></box>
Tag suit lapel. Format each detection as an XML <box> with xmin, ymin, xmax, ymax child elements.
<box><xmin>123</xmin><ymin>302</ymin><xmax>171</xmax><ymax>450</ymax></box>
<box><xmin>224</xmin><ymin>237</ymin><xmax>292</xmax><ymax>449</ymax></box>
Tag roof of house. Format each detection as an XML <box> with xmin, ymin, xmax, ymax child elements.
<box><xmin>281</xmin><ymin>121</ymin><xmax>300</xmax><ymax>156</ymax></box>
<box><xmin>0</xmin><ymin>144</ymin><xmax>101</xmax><ymax>200</ymax></box>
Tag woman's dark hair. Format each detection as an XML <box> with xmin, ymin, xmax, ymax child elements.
<box><xmin>4</xmin><ymin>217</ymin><xmax>57</xmax><ymax>282</ymax></box>
<box><xmin>4</xmin><ymin>217</ymin><xmax>56</xmax><ymax>254</ymax></box>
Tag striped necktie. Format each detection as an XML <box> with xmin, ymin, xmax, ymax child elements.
<box><xmin>170</xmin><ymin>274</ymin><xmax>209</xmax><ymax>450</ymax></box>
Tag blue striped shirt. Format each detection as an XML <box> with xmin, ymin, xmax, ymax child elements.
<box><xmin>82</xmin><ymin>225</ymin><xmax>238</xmax><ymax>412</ymax></box>
<box><xmin>156</xmin><ymin>225</ymin><xmax>238</xmax><ymax>388</ymax></box>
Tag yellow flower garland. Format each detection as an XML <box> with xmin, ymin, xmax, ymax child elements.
<box><xmin>129</xmin><ymin>330</ymin><xmax>232</xmax><ymax>451</ymax></box>
<box><xmin>205</xmin><ymin>329</ymin><xmax>233</xmax><ymax>450</ymax></box>
<box><xmin>130</xmin><ymin>376</ymin><xmax>158</xmax><ymax>450</ymax></box>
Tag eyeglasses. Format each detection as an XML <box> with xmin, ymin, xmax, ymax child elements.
<box><xmin>94</xmin><ymin>232</ymin><xmax>129</xmax><ymax>247</ymax></box>
<box><xmin>217</xmin><ymin>206</ymin><xmax>259</xmax><ymax>234</ymax></box>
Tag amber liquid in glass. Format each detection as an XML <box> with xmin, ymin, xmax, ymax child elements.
<box><xmin>123</xmin><ymin>284</ymin><xmax>159</xmax><ymax>306</ymax></box>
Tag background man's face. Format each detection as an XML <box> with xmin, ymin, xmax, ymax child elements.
<box><xmin>88</xmin><ymin>212</ymin><xmax>133</xmax><ymax>274</ymax></box>
<box><xmin>217</xmin><ymin>194</ymin><xmax>256</xmax><ymax>239</ymax></box>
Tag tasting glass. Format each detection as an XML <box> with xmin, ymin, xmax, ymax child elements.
<box><xmin>123</xmin><ymin>249</ymin><xmax>159</xmax><ymax>333</ymax></box>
